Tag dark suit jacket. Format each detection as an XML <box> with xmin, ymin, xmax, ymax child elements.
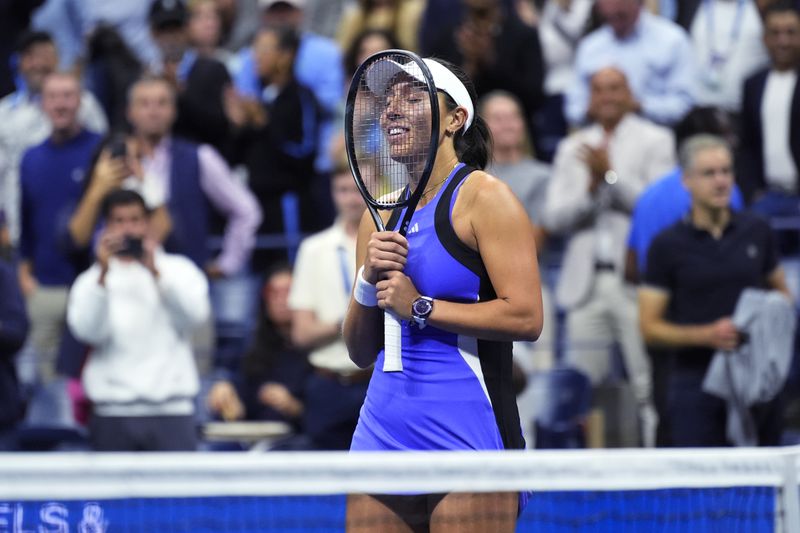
<box><xmin>738</xmin><ymin>67</ymin><xmax>800</xmax><ymax>203</ymax></box>
<box><xmin>174</xmin><ymin>56</ymin><xmax>232</xmax><ymax>158</ymax></box>
<box><xmin>676</xmin><ymin>0</ymin><xmax>702</xmax><ymax>31</ymax></box>
<box><xmin>0</xmin><ymin>259</ymin><xmax>28</xmax><ymax>428</ymax></box>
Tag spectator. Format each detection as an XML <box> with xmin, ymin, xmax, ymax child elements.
<box><xmin>0</xmin><ymin>212</ymin><xmax>29</xmax><ymax>451</ymax></box>
<box><xmin>67</xmin><ymin>189</ymin><xmax>210</xmax><ymax>451</ymax></box>
<box><xmin>336</xmin><ymin>0</ymin><xmax>425</xmax><ymax>53</ymax></box>
<box><xmin>304</xmin><ymin>0</ymin><xmax>352</xmax><ymax>38</ymax></box>
<box><xmin>31</xmin><ymin>0</ymin><xmax>82</xmax><ymax>71</ymax></box>
<box><xmin>84</xmin><ymin>24</ymin><xmax>145</xmax><ymax>133</ymax></box>
<box><xmin>0</xmin><ymin>31</ymin><xmax>107</xmax><ymax>245</ymax></box>
<box><xmin>625</xmin><ymin>107</ymin><xmax>745</xmax><ymax>447</ymax></box>
<box><xmin>545</xmin><ymin>66</ymin><xmax>675</xmax><ymax>447</ymax></box>
<box><xmin>287</xmin><ymin>161</ymin><xmax>372</xmax><ymax>450</ymax></box>
<box><xmin>534</xmin><ymin>0</ymin><xmax>594</xmax><ymax>161</ymax></box>
<box><xmin>69</xmin><ymin>75</ymin><xmax>261</xmax><ymax>280</ymax></box>
<box><xmin>0</xmin><ymin>0</ymin><xmax>43</xmax><ymax>97</ymax></box>
<box><xmin>482</xmin><ymin>90</ymin><xmax>550</xmax><ymax>254</ymax></box>
<box><xmin>627</xmin><ymin>107</ymin><xmax>745</xmax><ymax>282</ymax></box>
<box><xmin>676</xmin><ymin>0</ymin><xmax>768</xmax><ymax>115</ymax></box>
<box><xmin>343</xmin><ymin>28</ymin><xmax>401</xmax><ymax>80</ymax></box>
<box><xmin>79</xmin><ymin>0</ymin><xmax>161</xmax><ymax>68</ymax></box>
<box><xmin>18</xmin><ymin>72</ymin><xmax>101</xmax><ymax>385</ymax></box>
<box><xmin>565</xmin><ymin>0</ymin><xmax>696</xmax><ymax>127</ymax></box>
<box><xmin>739</xmin><ymin>0</ymin><xmax>800</xmax><ymax>208</ymax></box>
<box><xmin>739</xmin><ymin>0</ymin><xmax>800</xmax><ymax>298</ymax></box>
<box><xmin>188</xmin><ymin>0</ymin><xmax>233</xmax><ymax>65</ymax></box>
<box><xmin>639</xmin><ymin>134</ymin><xmax>791</xmax><ymax>446</ymax></box>
<box><xmin>422</xmin><ymin>0</ymin><xmax>546</xmax><ymax>143</ymax></box>
<box><xmin>232</xmin><ymin>0</ymin><xmax>343</xmax><ymax>175</ymax></box>
<box><xmin>207</xmin><ymin>264</ymin><xmax>311</xmax><ymax>433</ymax></box>
<box><xmin>228</xmin><ymin>26</ymin><xmax>320</xmax><ymax>271</ymax></box>
<box><xmin>217</xmin><ymin>0</ymin><xmax>261</xmax><ymax>53</ymax></box>
<box><xmin>149</xmin><ymin>0</ymin><xmax>234</xmax><ymax>157</ymax></box>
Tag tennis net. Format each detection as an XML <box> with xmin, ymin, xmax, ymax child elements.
<box><xmin>1</xmin><ymin>446</ymin><xmax>799</xmax><ymax>532</ymax></box>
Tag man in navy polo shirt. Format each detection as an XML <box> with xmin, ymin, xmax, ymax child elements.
<box><xmin>18</xmin><ymin>71</ymin><xmax>101</xmax><ymax>387</ymax></box>
<box><xmin>639</xmin><ymin>134</ymin><xmax>791</xmax><ymax>446</ymax></box>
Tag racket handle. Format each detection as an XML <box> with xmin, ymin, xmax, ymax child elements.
<box><xmin>383</xmin><ymin>310</ymin><xmax>403</xmax><ymax>372</ymax></box>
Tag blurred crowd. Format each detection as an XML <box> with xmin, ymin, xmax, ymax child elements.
<box><xmin>1</xmin><ymin>0</ymin><xmax>800</xmax><ymax>453</ymax></box>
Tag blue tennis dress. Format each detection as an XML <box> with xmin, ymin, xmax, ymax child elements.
<box><xmin>351</xmin><ymin>163</ymin><xmax>526</xmax><ymax>459</ymax></box>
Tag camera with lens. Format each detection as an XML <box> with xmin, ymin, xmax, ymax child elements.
<box><xmin>116</xmin><ymin>235</ymin><xmax>144</xmax><ymax>259</ymax></box>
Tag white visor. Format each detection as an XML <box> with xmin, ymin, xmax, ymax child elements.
<box><xmin>365</xmin><ymin>57</ymin><xmax>474</xmax><ymax>131</ymax></box>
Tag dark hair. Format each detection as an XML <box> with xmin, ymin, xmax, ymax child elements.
<box><xmin>673</xmin><ymin>106</ymin><xmax>736</xmax><ymax>151</ymax></box>
<box><xmin>343</xmin><ymin>28</ymin><xmax>401</xmax><ymax>77</ymax></box>
<box><xmin>762</xmin><ymin>0</ymin><xmax>800</xmax><ymax>20</ymax></box>
<box><xmin>260</xmin><ymin>25</ymin><xmax>301</xmax><ymax>56</ymax></box>
<box><xmin>127</xmin><ymin>73</ymin><xmax>177</xmax><ymax>108</ymax></box>
<box><xmin>431</xmin><ymin>59</ymin><xmax>492</xmax><ymax>169</ymax></box>
<box><xmin>101</xmin><ymin>189</ymin><xmax>148</xmax><ymax>219</ymax></box>
<box><xmin>15</xmin><ymin>31</ymin><xmax>54</xmax><ymax>55</ymax></box>
<box><xmin>761</xmin><ymin>0</ymin><xmax>800</xmax><ymax>16</ymax></box>
<box><xmin>241</xmin><ymin>261</ymin><xmax>295</xmax><ymax>380</ymax></box>
<box><xmin>86</xmin><ymin>24</ymin><xmax>143</xmax><ymax>132</ymax></box>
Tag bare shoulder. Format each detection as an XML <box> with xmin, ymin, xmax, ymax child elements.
<box><xmin>452</xmin><ymin>169</ymin><xmax>530</xmax><ymax>249</ymax></box>
<box><xmin>457</xmin><ymin>169</ymin><xmax>524</xmax><ymax>214</ymax></box>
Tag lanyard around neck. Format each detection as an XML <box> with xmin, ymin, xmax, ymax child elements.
<box><xmin>337</xmin><ymin>245</ymin><xmax>352</xmax><ymax>297</ymax></box>
<box><xmin>703</xmin><ymin>0</ymin><xmax>746</xmax><ymax>66</ymax></box>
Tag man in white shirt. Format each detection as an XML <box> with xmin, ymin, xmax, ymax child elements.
<box><xmin>545</xmin><ymin>66</ymin><xmax>675</xmax><ymax>446</ymax></box>
<box><xmin>0</xmin><ymin>31</ymin><xmax>107</xmax><ymax>245</ymax></box>
<box><xmin>739</xmin><ymin>0</ymin><xmax>800</xmax><ymax>207</ymax></box>
<box><xmin>286</xmin><ymin>160</ymin><xmax>371</xmax><ymax>450</ymax></box>
<box><xmin>678</xmin><ymin>0</ymin><xmax>769</xmax><ymax>113</ymax></box>
<box><xmin>67</xmin><ymin>189</ymin><xmax>210</xmax><ymax>451</ymax></box>
<box><xmin>739</xmin><ymin>0</ymin><xmax>800</xmax><ymax>298</ymax></box>
<box><xmin>565</xmin><ymin>0</ymin><xmax>696</xmax><ymax>127</ymax></box>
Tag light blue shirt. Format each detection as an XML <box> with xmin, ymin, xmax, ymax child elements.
<box><xmin>32</xmin><ymin>0</ymin><xmax>84</xmax><ymax>69</ymax></box>
<box><xmin>660</xmin><ymin>0</ymin><xmax>678</xmax><ymax>21</ymax></box>
<box><xmin>628</xmin><ymin>166</ymin><xmax>744</xmax><ymax>273</ymax></box>
<box><xmin>565</xmin><ymin>10</ymin><xmax>696</xmax><ymax>127</ymax></box>
<box><xmin>233</xmin><ymin>32</ymin><xmax>343</xmax><ymax>172</ymax></box>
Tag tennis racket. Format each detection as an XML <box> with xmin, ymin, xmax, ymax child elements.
<box><xmin>344</xmin><ymin>50</ymin><xmax>440</xmax><ymax>372</ymax></box>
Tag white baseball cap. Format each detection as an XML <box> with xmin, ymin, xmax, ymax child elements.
<box><xmin>365</xmin><ymin>57</ymin><xmax>474</xmax><ymax>131</ymax></box>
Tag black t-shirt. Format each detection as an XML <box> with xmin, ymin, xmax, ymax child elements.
<box><xmin>644</xmin><ymin>211</ymin><xmax>779</xmax><ymax>373</ymax></box>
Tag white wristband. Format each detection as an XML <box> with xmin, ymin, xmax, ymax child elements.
<box><xmin>353</xmin><ymin>265</ymin><xmax>378</xmax><ymax>307</ymax></box>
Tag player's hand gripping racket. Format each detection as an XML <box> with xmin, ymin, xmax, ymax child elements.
<box><xmin>344</xmin><ymin>50</ymin><xmax>440</xmax><ymax>372</ymax></box>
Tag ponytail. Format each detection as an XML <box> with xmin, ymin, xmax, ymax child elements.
<box><xmin>431</xmin><ymin>59</ymin><xmax>493</xmax><ymax>170</ymax></box>
<box><xmin>454</xmin><ymin>113</ymin><xmax>492</xmax><ymax>170</ymax></box>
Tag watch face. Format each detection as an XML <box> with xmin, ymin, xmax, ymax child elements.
<box><xmin>412</xmin><ymin>297</ymin><xmax>433</xmax><ymax>317</ymax></box>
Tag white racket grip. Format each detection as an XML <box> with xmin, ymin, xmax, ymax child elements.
<box><xmin>383</xmin><ymin>310</ymin><xmax>403</xmax><ymax>372</ymax></box>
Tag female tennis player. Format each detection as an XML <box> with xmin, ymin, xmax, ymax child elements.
<box><xmin>343</xmin><ymin>58</ymin><xmax>543</xmax><ymax>532</ymax></box>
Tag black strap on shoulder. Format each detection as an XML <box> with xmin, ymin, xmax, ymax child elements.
<box><xmin>433</xmin><ymin>165</ymin><xmax>485</xmax><ymax>278</ymax></box>
<box><xmin>386</xmin><ymin>206</ymin><xmax>404</xmax><ymax>232</ymax></box>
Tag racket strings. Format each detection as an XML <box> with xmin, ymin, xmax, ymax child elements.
<box><xmin>353</xmin><ymin>53</ymin><xmax>433</xmax><ymax>208</ymax></box>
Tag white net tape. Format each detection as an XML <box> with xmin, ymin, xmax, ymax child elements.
<box><xmin>2</xmin><ymin>447</ymin><xmax>799</xmax><ymax>531</ymax></box>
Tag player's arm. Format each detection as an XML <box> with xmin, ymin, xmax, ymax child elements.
<box><xmin>342</xmin><ymin>209</ymin><xmax>406</xmax><ymax>368</ymax></box>
<box><xmin>638</xmin><ymin>286</ymin><xmax>738</xmax><ymax>351</ymax></box>
<box><xmin>378</xmin><ymin>173</ymin><xmax>543</xmax><ymax>341</ymax></box>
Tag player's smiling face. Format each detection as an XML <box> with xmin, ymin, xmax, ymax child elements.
<box><xmin>381</xmin><ymin>79</ymin><xmax>431</xmax><ymax>163</ymax></box>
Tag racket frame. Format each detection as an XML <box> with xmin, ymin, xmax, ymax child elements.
<box><xmin>344</xmin><ymin>50</ymin><xmax>441</xmax><ymax>372</ymax></box>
